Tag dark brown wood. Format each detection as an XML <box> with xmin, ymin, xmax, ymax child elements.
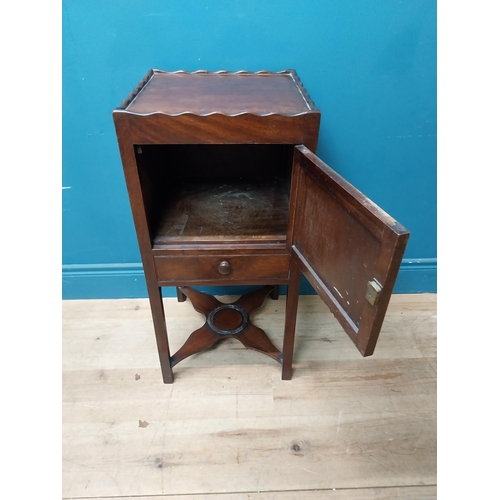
<box><xmin>287</xmin><ymin>145</ymin><xmax>410</xmax><ymax>357</ymax></box>
<box><xmin>281</xmin><ymin>256</ymin><xmax>302</xmax><ymax>380</ymax></box>
<box><xmin>154</xmin><ymin>254</ymin><xmax>290</xmax><ymax>284</ymax></box>
<box><xmin>235</xmin><ymin>323</ymin><xmax>282</xmax><ymax>363</ymax></box>
<box><xmin>170</xmin><ymin>324</ymin><xmax>221</xmax><ymax>368</ymax></box>
<box><xmin>116</xmin><ymin>70</ymin><xmax>320</xmax><ymax>151</ymax></box>
<box><xmin>170</xmin><ymin>286</ymin><xmax>282</xmax><ymax>368</ymax></box>
<box><xmin>176</xmin><ymin>287</ymin><xmax>186</xmax><ymax>303</ymax></box>
<box><xmin>144</xmin><ymin>286</ymin><xmax>173</xmax><ymax>383</ymax></box>
<box><xmin>135</xmin><ymin>144</ymin><xmax>294</xmax><ymax>248</ymax></box>
<box><xmin>127</xmin><ymin>71</ymin><xmax>313</xmax><ymax>115</ymax></box>
<box><xmin>152</xmin><ymin>179</ymin><xmax>290</xmax><ymax>242</ymax></box>
<box><xmin>232</xmin><ymin>285</ymin><xmax>278</xmax><ymax>313</ymax></box>
<box><xmin>120</xmin><ymin>112</ymin><xmax>320</xmax><ymax>150</ymax></box>
<box><xmin>113</xmin><ymin>117</ymin><xmax>174</xmax><ymax>384</ymax></box>
<box><xmin>112</xmin><ymin>69</ymin><xmax>409</xmax><ymax>383</ymax></box>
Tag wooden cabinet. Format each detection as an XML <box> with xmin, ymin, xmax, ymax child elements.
<box><xmin>113</xmin><ymin>69</ymin><xmax>409</xmax><ymax>383</ymax></box>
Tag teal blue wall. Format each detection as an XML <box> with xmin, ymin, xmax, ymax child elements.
<box><xmin>62</xmin><ymin>0</ymin><xmax>436</xmax><ymax>299</ymax></box>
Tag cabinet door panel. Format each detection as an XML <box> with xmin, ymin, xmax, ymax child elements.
<box><xmin>290</xmin><ymin>145</ymin><xmax>410</xmax><ymax>356</ymax></box>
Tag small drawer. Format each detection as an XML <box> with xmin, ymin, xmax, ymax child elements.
<box><xmin>155</xmin><ymin>254</ymin><xmax>290</xmax><ymax>283</ymax></box>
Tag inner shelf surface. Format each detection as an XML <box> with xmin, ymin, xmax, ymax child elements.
<box><xmin>152</xmin><ymin>178</ymin><xmax>289</xmax><ymax>245</ymax></box>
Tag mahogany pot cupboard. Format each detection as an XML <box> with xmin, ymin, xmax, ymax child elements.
<box><xmin>112</xmin><ymin>70</ymin><xmax>409</xmax><ymax>384</ymax></box>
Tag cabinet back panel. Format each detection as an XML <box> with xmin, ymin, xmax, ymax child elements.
<box><xmin>136</xmin><ymin>144</ymin><xmax>293</xmax><ymax>180</ymax></box>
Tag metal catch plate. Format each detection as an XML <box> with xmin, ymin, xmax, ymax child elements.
<box><xmin>366</xmin><ymin>279</ymin><xmax>383</xmax><ymax>306</ymax></box>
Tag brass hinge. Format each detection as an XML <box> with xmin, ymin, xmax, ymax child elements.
<box><xmin>366</xmin><ymin>279</ymin><xmax>383</xmax><ymax>306</ymax></box>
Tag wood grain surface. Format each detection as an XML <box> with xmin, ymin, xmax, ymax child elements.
<box><xmin>62</xmin><ymin>293</ymin><xmax>436</xmax><ymax>499</ymax></box>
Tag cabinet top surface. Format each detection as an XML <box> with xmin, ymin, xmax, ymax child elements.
<box><xmin>118</xmin><ymin>70</ymin><xmax>318</xmax><ymax>116</ymax></box>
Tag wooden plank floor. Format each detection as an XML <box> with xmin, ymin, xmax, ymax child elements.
<box><xmin>62</xmin><ymin>293</ymin><xmax>437</xmax><ymax>500</ymax></box>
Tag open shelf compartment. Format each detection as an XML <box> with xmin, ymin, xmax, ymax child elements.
<box><xmin>135</xmin><ymin>144</ymin><xmax>294</xmax><ymax>247</ymax></box>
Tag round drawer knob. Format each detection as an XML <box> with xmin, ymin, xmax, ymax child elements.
<box><xmin>218</xmin><ymin>260</ymin><xmax>231</xmax><ymax>275</ymax></box>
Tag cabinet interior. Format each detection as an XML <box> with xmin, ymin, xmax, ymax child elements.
<box><xmin>135</xmin><ymin>144</ymin><xmax>295</xmax><ymax>247</ymax></box>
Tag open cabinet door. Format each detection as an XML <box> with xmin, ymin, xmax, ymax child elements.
<box><xmin>283</xmin><ymin>145</ymin><xmax>409</xmax><ymax>376</ymax></box>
